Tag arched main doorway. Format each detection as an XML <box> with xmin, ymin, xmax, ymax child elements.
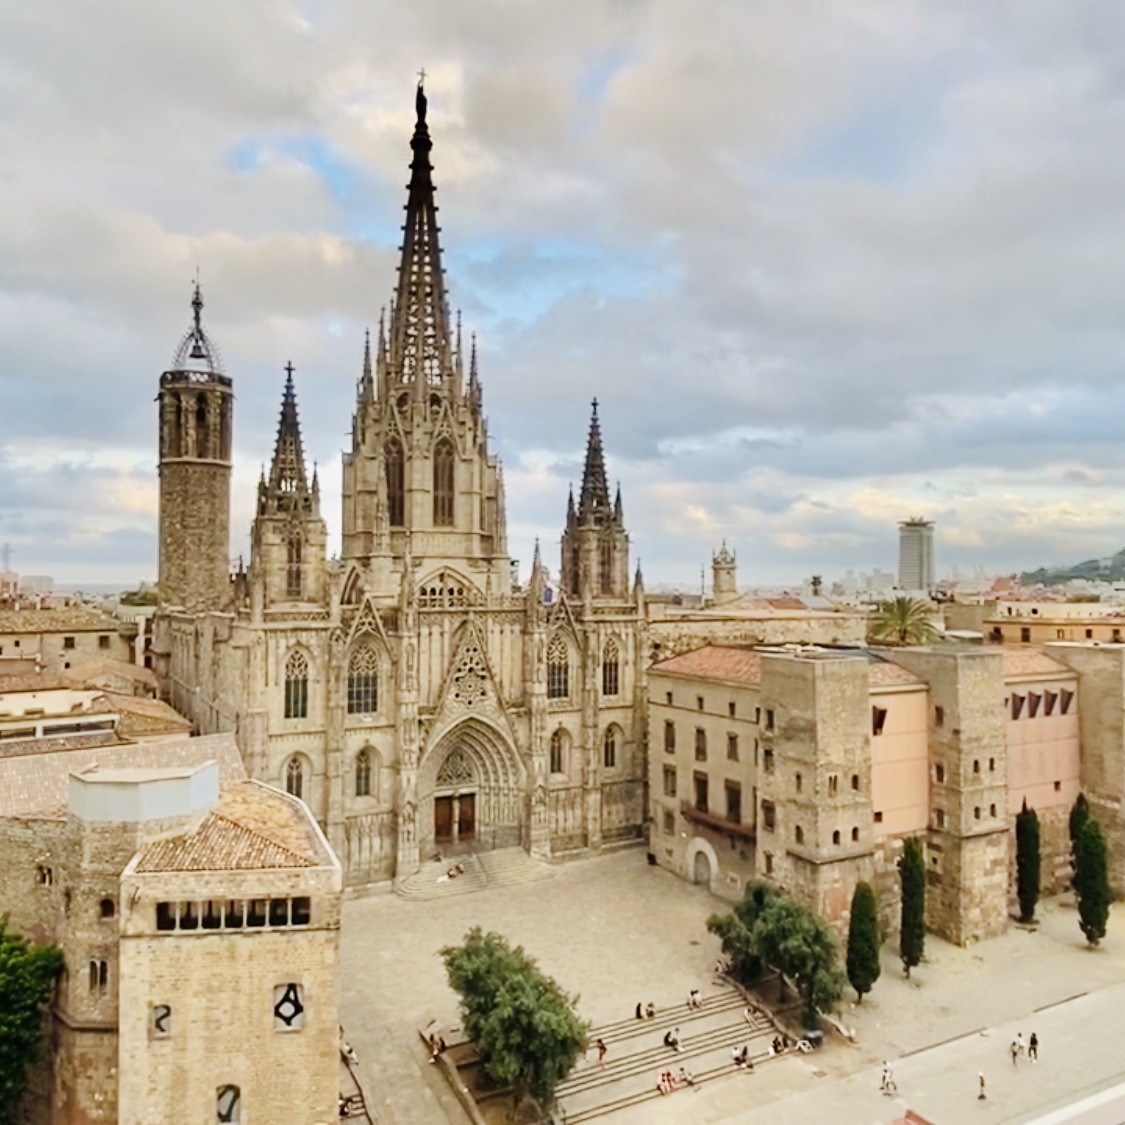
<box><xmin>693</xmin><ymin>850</ymin><xmax>712</xmax><ymax>887</ymax></box>
<box><xmin>420</xmin><ymin>719</ymin><xmax>525</xmax><ymax>856</ymax></box>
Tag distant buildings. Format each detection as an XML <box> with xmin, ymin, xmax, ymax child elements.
<box><xmin>898</xmin><ymin>518</ymin><xmax>935</xmax><ymax>591</ymax></box>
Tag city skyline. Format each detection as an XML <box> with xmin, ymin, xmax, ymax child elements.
<box><xmin>4</xmin><ymin>4</ymin><xmax>1125</xmax><ymax>584</ymax></box>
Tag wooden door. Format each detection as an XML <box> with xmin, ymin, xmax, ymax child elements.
<box><xmin>458</xmin><ymin>794</ymin><xmax>476</xmax><ymax>842</ymax></box>
<box><xmin>434</xmin><ymin>796</ymin><xmax>454</xmax><ymax>843</ymax></box>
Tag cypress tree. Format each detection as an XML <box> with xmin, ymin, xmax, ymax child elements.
<box><xmin>1015</xmin><ymin>799</ymin><xmax>1041</xmax><ymax>923</ymax></box>
<box><xmin>1070</xmin><ymin>792</ymin><xmax>1090</xmax><ymax>890</ymax></box>
<box><xmin>845</xmin><ymin>881</ymin><xmax>881</xmax><ymax>1002</ymax></box>
<box><xmin>898</xmin><ymin>837</ymin><xmax>926</xmax><ymax>978</ymax></box>
<box><xmin>1074</xmin><ymin>817</ymin><xmax>1111</xmax><ymax>946</ymax></box>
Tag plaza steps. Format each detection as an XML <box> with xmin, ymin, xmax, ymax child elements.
<box><xmin>394</xmin><ymin>848</ymin><xmax>554</xmax><ymax>900</ymax></box>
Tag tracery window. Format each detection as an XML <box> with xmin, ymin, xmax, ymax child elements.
<box><xmin>549</xmin><ymin>729</ymin><xmax>565</xmax><ymax>774</ymax></box>
<box><xmin>347</xmin><ymin>645</ymin><xmax>378</xmax><ymax>714</ymax></box>
<box><xmin>600</xmin><ymin>537</ymin><xmax>613</xmax><ymax>594</ymax></box>
<box><xmin>547</xmin><ymin>635</ymin><xmax>569</xmax><ymax>700</ymax></box>
<box><xmin>284</xmin><ymin>651</ymin><xmax>308</xmax><ymax>719</ymax></box>
<box><xmin>602</xmin><ymin>638</ymin><xmax>620</xmax><ymax>697</ymax></box>
<box><xmin>355</xmin><ymin>749</ymin><xmax>372</xmax><ymax>797</ymax></box>
<box><xmin>386</xmin><ymin>440</ymin><xmax>405</xmax><ymax>526</ymax></box>
<box><xmin>603</xmin><ymin>727</ymin><xmax>618</xmax><ymax>770</ymax></box>
<box><xmin>433</xmin><ymin>439</ymin><xmax>454</xmax><ymax>526</ymax></box>
<box><xmin>285</xmin><ymin>756</ymin><xmax>304</xmax><ymax>799</ymax></box>
<box><xmin>286</xmin><ymin>533</ymin><xmax>302</xmax><ymax>599</ymax></box>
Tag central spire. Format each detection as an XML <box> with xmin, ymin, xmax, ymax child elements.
<box><xmin>578</xmin><ymin>399</ymin><xmax>612</xmax><ymax>524</ymax></box>
<box><xmin>267</xmin><ymin>361</ymin><xmax>309</xmax><ymax>502</ymax></box>
<box><xmin>388</xmin><ymin>78</ymin><xmax>454</xmax><ymax>395</ymax></box>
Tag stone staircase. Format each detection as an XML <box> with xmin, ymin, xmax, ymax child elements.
<box><xmin>395</xmin><ymin>847</ymin><xmax>554</xmax><ymax>900</ymax></box>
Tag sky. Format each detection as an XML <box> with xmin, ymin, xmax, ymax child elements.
<box><xmin>3</xmin><ymin>1</ymin><xmax>1125</xmax><ymax>588</ymax></box>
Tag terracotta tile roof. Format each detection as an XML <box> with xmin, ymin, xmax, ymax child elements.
<box><xmin>88</xmin><ymin>693</ymin><xmax>192</xmax><ymax>736</ymax></box>
<box><xmin>653</xmin><ymin>646</ymin><xmax>763</xmax><ymax>684</ymax></box>
<box><xmin>868</xmin><ymin>662</ymin><xmax>925</xmax><ymax>687</ymax></box>
<box><xmin>65</xmin><ymin>658</ymin><xmax>159</xmax><ymax>691</ymax></box>
<box><xmin>0</xmin><ymin>730</ymin><xmax>122</xmax><ymax>760</ymax></box>
<box><xmin>0</xmin><ymin>607</ymin><xmax>120</xmax><ymax>634</ymax></box>
<box><xmin>0</xmin><ymin>672</ymin><xmax>74</xmax><ymax>693</ymax></box>
<box><xmin>133</xmin><ymin>782</ymin><xmax>320</xmax><ymax>872</ymax></box>
<box><xmin>0</xmin><ymin>733</ymin><xmax>245</xmax><ymax>819</ymax></box>
<box><xmin>1003</xmin><ymin>649</ymin><xmax>1072</xmax><ymax>679</ymax></box>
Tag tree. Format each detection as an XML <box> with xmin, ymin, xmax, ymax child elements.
<box><xmin>1015</xmin><ymin>799</ymin><xmax>1041</xmax><ymax>923</ymax></box>
<box><xmin>868</xmin><ymin>597</ymin><xmax>938</xmax><ymax>645</ymax></box>
<box><xmin>442</xmin><ymin>927</ymin><xmax>588</xmax><ymax>1113</ymax></box>
<box><xmin>1074</xmin><ymin>817</ymin><xmax>1111</xmax><ymax>947</ymax></box>
<box><xmin>846</xmin><ymin>881</ymin><xmax>881</xmax><ymax>1002</ymax></box>
<box><xmin>706</xmin><ymin>882</ymin><xmax>779</xmax><ymax>986</ymax></box>
<box><xmin>899</xmin><ymin>837</ymin><xmax>926</xmax><ymax>978</ymax></box>
<box><xmin>0</xmin><ymin>918</ymin><xmax>63</xmax><ymax>1125</ymax></box>
<box><xmin>1069</xmin><ymin>792</ymin><xmax>1090</xmax><ymax>854</ymax></box>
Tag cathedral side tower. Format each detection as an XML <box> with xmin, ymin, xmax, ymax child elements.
<box><xmin>157</xmin><ymin>282</ymin><xmax>233</xmax><ymax>610</ymax></box>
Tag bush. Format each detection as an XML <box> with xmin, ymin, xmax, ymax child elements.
<box><xmin>899</xmin><ymin>837</ymin><xmax>925</xmax><ymax>977</ymax></box>
<box><xmin>1016</xmin><ymin>800</ymin><xmax>1041</xmax><ymax>923</ymax></box>
<box><xmin>846</xmin><ymin>882</ymin><xmax>881</xmax><ymax>1002</ymax></box>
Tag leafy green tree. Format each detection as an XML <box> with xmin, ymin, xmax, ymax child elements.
<box><xmin>899</xmin><ymin>837</ymin><xmax>926</xmax><ymax>977</ymax></box>
<box><xmin>845</xmin><ymin>881</ymin><xmax>881</xmax><ymax>1002</ymax></box>
<box><xmin>1074</xmin><ymin>817</ymin><xmax>1111</xmax><ymax>947</ymax></box>
<box><xmin>706</xmin><ymin>882</ymin><xmax>779</xmax><ymax>985</ymax></box>
<box><xmin>441</xmin><ymin>927</ymin><xmax>588</xmax><ymax>1113</ymax></box>
<box><xmin>868</xmin><ymin>597</ymin><xmax>937</xmax><ymax>645</ymax></box>
<box><xmin>1015</xmin><ymin>799</ymin><xmax>1041</xmax><ymax>923</ymax></box>
<box><xmin>0</xmin><ymin>918</ymin><xmax>63</xmax><ymax>1125</ymax></box>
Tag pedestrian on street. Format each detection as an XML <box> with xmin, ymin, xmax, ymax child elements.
<box><xmin>880</xmin><ymin>1061</ymin><xmax>897</xmax><ymax>1094</ymax></box>
<box><xmin>596</xmin><ymin>1038</ymin><xmax>607</xmax><ymax>1068</ymax></box>
<box><xmin>979</xmin><ymin>1072</ymin><xmax>987</xmax><ymax>1100</ymax></box>
<box><xmin>1016</xmin><ymin>1031</ymin><xmax>1025</xmax><ymax>1057</ymax></box>
<box><xmin>1029</xmin><ymin>1032</ymin><xmax>1038</xmax><ymax>1061</ymax></box>
<box><xmin>1010</xmin><ymin>1038</ymin><xmax>1020</xmax><ymax>1065</ymax></box>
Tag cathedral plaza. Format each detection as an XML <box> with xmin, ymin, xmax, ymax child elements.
<box><xmin>341</xmin><ymin>848</ymin><xmax>1125</xmax><ymax>1125</ymax></box>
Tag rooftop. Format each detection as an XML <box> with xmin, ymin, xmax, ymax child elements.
<box><xmin>1002</xmin><ymin>649</ymin><xmax>1073</xmax><ymax>680</ymax></box>
<box><xmin>0</xmin><ymin>606</ymin><xmax>121</xmax><ymax>634</ymax></box>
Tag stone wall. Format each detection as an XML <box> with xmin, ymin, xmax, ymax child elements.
<box><xmin>158</xmin><ymin>460</ymin><xmax>231</xmax><ymax>612</ymax></box>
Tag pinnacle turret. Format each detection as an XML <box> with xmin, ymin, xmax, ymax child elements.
<box><xmin>578</xmin><ymin>399</ymin><xmax>612</xmax><ymax>525</ymax></box>
<box><xmin>264</xmin><ymin>362</ymin><xmax>312</xmax><ymax>510</ymax></box>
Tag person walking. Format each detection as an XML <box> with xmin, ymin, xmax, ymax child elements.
<box><xmin>1029</xmin><ymin>1032</ymin><xmax>1038</xmax><ymax>1062</ymax></box>
<box><xmin>978</xmin><ymin>1072</ymin><xmax>987</xmax><ymax>1100</ymax></box>
<box><xmin>880</xmin><ymin>1061</ymin><xmax>897</xmax><ymax>1094</ymax></box>
<box><xmin>1010</xmin><ymin>1038</ymin><xmax>1020</xmax><ymax>1066</ymax></box>
<box><xmin>596</xmin><ymin>1038</ymin><xmax>608</xmax><ymax>1068</ymax></box>
<box><xmin>1016</xmin><ymin>1031</ymin><xmax>1026</xmax><ymax>1058</ymax></box>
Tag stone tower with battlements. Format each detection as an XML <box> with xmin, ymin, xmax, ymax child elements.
<box><xmin>157</xmin><ymin>282</ymin><xmax>233</xmax><ymax>611</ymax></box>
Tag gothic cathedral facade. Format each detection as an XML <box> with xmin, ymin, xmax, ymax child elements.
<box><xmin>153</xmin><ymin>84</ymin><xmax>647</xmax><ymax>887</ymax></box>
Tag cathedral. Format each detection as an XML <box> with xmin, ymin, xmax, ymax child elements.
<box><xmin>153</xmin><ymin>83</ymin><xmax>647</xmax><ymax>887</ymax></box>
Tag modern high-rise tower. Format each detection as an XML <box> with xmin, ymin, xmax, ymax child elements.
<box><xmin>898</xmin><ymin>517</ymin><xmax>935</xmax><ymax>591</ymax></box>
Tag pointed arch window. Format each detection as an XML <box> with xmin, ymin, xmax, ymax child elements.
<box><xmin>602</xmin><ymin>638</ymin><xmax>620</xmax><ymax>697</ymax></box>
<box><xmin>285</xmin><ymin>756</ymin><xmax>304</xmax><ymax>799</ymax></box>
<box><xmin>547</xmin><ymin>636</ymin><xmax>569</xmax><ymax>700</ymax></box>
<box><xmin>603</xmin><ymin>727</ymin><xmax>618</xmax><ymax>770</ymax></box>
<box><xmin>433</xmin><ymin>439</ymin><xmax>455</xmax><ymax>526</ymax></box>
<box><xmin>550</xmin><ymin>729</ymin><xmax>566</xmax><ymax>774</ymax></box>
<box><xmin>386</xmin><ymin>440</ymin><xmax>405</xmax><ymax>526</ymax></box>
<box><xmin>355</xmin><ymin>748</ymin><xmax>373</xmax><ymax>798</ymax></box>
<box><xmin>284</xmin><ymin>651</ymin><xmax>308</xmax><ymax>719</ymax></box>
<box><xmin>286</xmin><ymin>532</ymin><xmax>303</xmax><ymax>598</ymax></box>
<box><xmin>347</xmin><ymin>645</ymin><xmax>378</xmax><ymax>715</ymax></box>
<box><xmin>600</xmin><ymin>536</ymin><xmax>613</xmax><ymax>594</ymax></box>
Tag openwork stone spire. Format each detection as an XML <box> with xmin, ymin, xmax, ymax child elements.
<box><xmin>267</xmin><ymin>362</ymin><xmax>309</xmax><ymax>502</ymax></box>
<box><xmin>578</xmin><ymin>399</ymin><xmax>612</xmax><ymax>524</ymax></box>
<box><xmin>389</xmin><ymin>79</ymin><xmax>454</xmax><ymax>393</ymax></box>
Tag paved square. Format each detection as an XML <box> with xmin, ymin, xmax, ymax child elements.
<box><xmin>340</xmin><ymin>850</ymin><xmax>1125</xmax><ymax>1124</ymax></box>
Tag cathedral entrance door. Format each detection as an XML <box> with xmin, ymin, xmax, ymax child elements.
<box><xmin>458</xmin><ymin>794</ymin><xmax>476</xmax><ymax>842</ymax></box>
<box><xmin>434</xmin><ymin>797</ymin><xmax>454</xmax><ymax>844</ymax></box>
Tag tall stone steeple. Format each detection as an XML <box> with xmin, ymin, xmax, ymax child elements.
<box><xmin>250</xmin><ymin>363</ymin><xmax>327</xmax><ymax>606</ymax></box>
<box><xmin>561</xmin><ymin>401</ymin><xmax>630</xmax><ymax>600</ymax></box>
<box><xmin>157</xmin><ymin>280</ymin><xmax>234</xmax><ymax>610</ymax></box>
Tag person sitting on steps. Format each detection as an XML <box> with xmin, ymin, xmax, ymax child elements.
<box><xmin>664</xmin><ymin>1027</ymin><xmax>683</xmax><ymax>1052</ymax></box>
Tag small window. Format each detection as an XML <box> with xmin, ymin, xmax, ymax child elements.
<box><xmin>755</xmin><ymin>707</ymin><xmax>761</xmax><ymax>724</ymax></box>
<box><xmin>179</xmin><ymin>901</ymin><xmax>199</xmax><ymax>931</ymax></box>
<box><xmin>828</xmin><ymin>774</ymin><xmax>838</xmax><ymax>796</ymax></box>
<box><xmin>1045</xmin><ymin>691</ymin><xmax>1058</xmax><ymax>716</ymax></box>
<box><xmin>1054</xmin><ymin>780</ymin><xmax>1062</xmax><ymax>793</ymax></box>
<box><xmin>663</xmin><ymin>809</ymin><xmax>675</xmax><ymax>835</ymax></box>
<box><xmin>832</xmin><ymin>829</ymin><xmax>840</xmax><ymax>845</ymax></box>
<box><xmin>550</xmin><ymin>729</ymin><xmax>565</xmax><ymax>774</ymax></box>
<box><xmin>1057</xmin><ymin>629</ymin><xmax>1065</xmax><ymax>640</ymax></box>
<box><xmin>202</xmin><ymin>901</ymin><xmax>222</xmax><ymax>930</ymax></box>
<box><xmin>285</xmin><ymin>756</ymin><xmax>304</xmax><ymax>799</ymax></box>
<box><xmin>601</xmin><ymin>639</ymin><xmax>620</xmax><ymax>697</ymax></box>
<box><xmin>795</xmin><ymin>825</ymin><xmax>804</xmax><ymax>845</ymax></box>
<box><xmin>725</xmin><ymin>781</ymin><xmax>742</xmax><ymax>824</ymax></box>
<box><xmin>603</xmin><ymin>728</ymin><xmax>618</xmax><ymax>770</ymax></box>
<box><xmin>763</xmin><ymin>747</ymin><xmax>774</xmax><ymax>774</ymax></box>
<box><xmin>1021</xmin><ymin>627</ymin><xmax>1031</xmax><ymax>642</ymax></box>
<box><xmin>762</xmin><ymin>800</ymin><xmax>775</xmax><ymax>832</ymax></box>
<box><xmin>693</xmin><ymin>773</ymin><xmax>708</xmax><ymax>814</ymax></box>
<box><xmin>990</xmin><ymin>803</ymin><xmax>997</xmax><ymax>817</ymax></box>
<box><xmin>851</xmin><ymin>773</ymin><xmax>859</xmax><ymax>791</ymax></box>
<box><xmin>872</xmin><ymin>707</ymin><xmax>888</xmax><ymax>736</ymax></box>
<box><xmin>765</xmin><ymin>709</ymin><xmax>774</xmax><ymax>731</ymax></box>
<box><xmin>291</xmin><ymin>897</ymin><xmax>311</xmax><ymax>926</ymax></box>
<box><xmin>63</xmin><ymin>636</ymin><xmax>75</xmax><ymax>650</ymax></box>
<box><xmin>99</xmin><ymin>898</ymin><xmax>115</xmax><ymax>920</ymax></box>
<box><xmin>355</xmin><ymin>749</ymin><xmax>373</xmax><ymax>798</ymax></box>
<box><xmin>223</xmin><ymin>901</ymin><xmax>245</xmax><ymax>929</ymax></box>
<box><xmin>795</xmin><ymin>771</ymin><xmax>802</xmax><ymax>793</ymax></box>
<box><xmin>663</xmin><ymin>766</ymin><xmax>677</xmax><ymax>798</ymax></box>
<box><xmin>1085</xmin><ymin>628</ymin><xmax>1093</xmax><ymax>640</ymax></box>
<box><xmin>665</xmin><ymin>691</ymin><xmax>673</xmax><ymax>706</ymax></box>
<box><xmin>36</xmin><ymin>865</ymin><xmax>53</xmax><ymax>887</ymax></box>
<box><xmin>697</xmin><ymin>695</ymin><xmax>704</xmax><ymax>712</ymax></box>
<box><xmin>247</xmin><ymin>899</ymin><xmax>267</xmax><ymax>928</ymax></box>
<box><xmin>1028</xmin><ymin>692</ymin><xmax>1041</xmax><ymax>719</ymax></box>
<box><xmin>151</xmin><ymin>1004</ymin><xmax>172</xmax><ymax>1038</ymax></box>
<box><xmin>973</xmin><ymin>759</ymin><xmax>980</xmax><ymax>774</ymax></box>
<box><xmin>1061</xmin><ymin>689</ymin><xmax>1074</xmax><ymax>715</ymax></box>
<box><xmin>664</xmin><ymin>721</ymin><xmax>676</xmax><ymax>754</ymax></box>
<box><xmin>89</xmin><ymin>959</ymin><xmax>108</xmax><ymax>993</ymax></box>
<box><xmin>217</xmin><ymin>1084</ymin><xmax>241</xmax><ymax>1123</ymax></box>
<box><xmin>851</xmin><ymin>826</ymin><xmax>859</xmax><ymax>842</ymax></box>
<box><xmin>98</xmin><ymin>635</ymin><xmax>110</xmax><ymax>650</ymax></box>
<box><xmin>726</xmin><ymin>733</ymin><xmax>739</xmax><ymax>761</ymax></box>
<box><xmin>156</xmin><ymin>902</ymin><xmax>176</xmax><ymax>931</ymax></box>
<box><xmin>934</xmin><ymin>705</ymin><xmax>944</xmax><ymax>728</ymax></box>
<box><xmin>935</xmin><ymin>809</ymin><xmax>945</xmax><ymax>828</ymax></box>
<box><xmin>764</xmin><ymin>851</ymin><xmax>774</xmax><ymax>875</ymax></box>
<box><xmin>269</xmin><ymin>899</ymin><xmax>289</xmax><ymax>927</ymax></box>
<box><xmin>935</xmin><ymin>764</ymin><xmax>945</xmax><ymax>783</ymax></box>
<box><xmin>874</xmin><ymin>811</ymin><xmax>883</xmax><ymax>823</ymax></box>
<box><xmin>728</xmin><ymin>701</ymin><xmax>736</xmax><ymax>718</ymax></box>
<box><xmin>974</xmin><ymin>806</ymin><xmax>981</xmax><ymax>820</ymax></box>
<box><xmin>694</xmin><ymin>728</ymin><xmax>707</xmax><ymax>761</ymax></box>
<box><xmin>989</xmin><ymin>757</ymin><xmax>995</xmax><ymax>772</ymax></box>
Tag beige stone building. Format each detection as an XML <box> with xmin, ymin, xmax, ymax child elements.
<box><xmin>983</xmin><ymin>600</ymin><xmax>1125</xmax><ymax>645</ymax></box>
<box><xmin>0</xmin><ymin>735</ymin><xmax>341</xmax><ymax>1125</ymax></box>
<box><xmin>154</xmin><ymin>84</ymin><xmax>646</xmax><ymax>888</ymax></box>
<box><xmin>0</xmin><ymin>606</ymin><xmax>136</xmax><ymax>676</ymax></box>
<box><xmin>649</xmin><ymin>643</ymin><xmax>1085</xmax><ymax>945</ymax></box>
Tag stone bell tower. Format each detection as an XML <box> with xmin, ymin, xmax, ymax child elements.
<box><xmin>157</xmin><ymin>282</ymin><xmax>233</xmax><ymax>610</ymax></box>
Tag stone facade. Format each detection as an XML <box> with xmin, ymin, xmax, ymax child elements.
<box><xmin>153</xmin><ymin>85</ymin><xmax>646</xmax><ymax>889</ymax></box>
<box><xmin>0</xmin><ymin>607</ymin><xmax>135</xmax><ymax>675</ymax></box>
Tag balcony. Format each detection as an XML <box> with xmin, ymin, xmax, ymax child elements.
<box><xmin>680</xmin><ymin>801</ymin><xmax>756</xmax><ymax>842</ymax></box>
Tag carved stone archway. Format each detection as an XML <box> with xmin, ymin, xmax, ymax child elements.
<box><xmin>419</xmin><ymin>718</ymin><xmax>526</xmax><ymax>856</ymax></box>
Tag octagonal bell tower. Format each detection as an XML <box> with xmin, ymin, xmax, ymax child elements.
<box><xmin>157</xmin><ymin>282</ymin><xmax>233</xmax><ymax>610</ymax></box>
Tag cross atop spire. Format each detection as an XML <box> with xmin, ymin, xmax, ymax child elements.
<box><xmin>267</xmin><ymin>362</ymin><xmax>309</xmax><ymax>502</ymax></box>
<box><xmin>388</xmin><ymin>78</ymin><xmax>454</xmax><ymax>395</ymax></box>
<box><xmin>578</xmin><ymin>399</ymin><xmax>612</xmax><ymax>524</ymax></box>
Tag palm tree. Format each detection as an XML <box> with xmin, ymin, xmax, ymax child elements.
<box><xmin>869</xmin><ymin>597</ymin><xmax>937</xmax><ymax>645</ymax></box>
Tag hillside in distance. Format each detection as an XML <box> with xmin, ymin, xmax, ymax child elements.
<box><xmin>1020</xmin><ymin>547</ymin><xmax>1125</xmax><ymax>586</ymax></box>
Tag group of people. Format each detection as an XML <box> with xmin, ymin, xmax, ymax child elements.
<box><xmin>427</xmin><ymin>1032</ymin><xmax>448</xmax><ymax>1064</ymax></box>
<box><xmin>686</xmin><ymin>988</ymin><xmax>703</xmax><ymax>1009</ymax></box>
<box><xmin>656</xmin><ymin>1067</ymin><xmax>695</xmax><ymax>1094</ymax></box>
<box><xmin>769</xmin><ymin>1035</ymin><xmax>794</xmax><ymax>1056</ymax></box>
<box><xmin>731</xmin><ymin>1043</ymin><xmax>754</xmax><ymax>1069</ymax></box>
<box><xmin>634</xmin><ymin>1000</ymin><xmax>657</xmax><ymax>1019</ymax></box>
<box><xmin>1010</xmin><ymin>1030</ymin><xmax>1039</xmax><ymax>1064</ymax></box>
